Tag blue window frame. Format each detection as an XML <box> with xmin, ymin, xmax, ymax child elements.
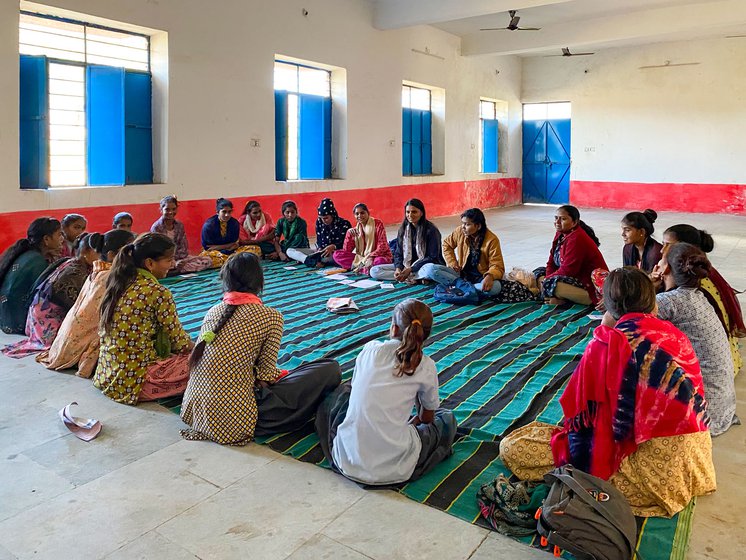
<box><xmin>402</xmin><ymin>85</ymin><xmax>432</xmax><ymax>176</ymax></box>
<box><xmin>480</xmin><ymin>100</ymin><xmax>499</xmax><ymax>173</ymax></box>
<box><xmin>274</xmin><ymin>60</ymin><xmax>332</xmax><ymax>181</ymax></box>
<box><xmin>19</xmin><ymin>12</ymin><xmax>152</xmax><ymax>188</ymax></box>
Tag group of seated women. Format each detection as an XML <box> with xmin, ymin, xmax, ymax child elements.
<box><xmin>0</xmin><ymin>198</ymin><xmax>741</xmax><ymax>509</ymax></box>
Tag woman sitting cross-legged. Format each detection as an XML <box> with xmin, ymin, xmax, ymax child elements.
<box><xmin>200</xmin><ymin>198</ymin><xmax>260</xmax><ymax>268</ymax></box>
<box><xmin>654</xmin><ymin>243</ymin><xmax>738</xmax><ymax>436</ymax></box>
<box><xmin>37</xmin><ymin>229</ymin><xmax>135</xmax><ymax>378</ymax></box>
<box><xmin>150</xmin><ymin>195</ymin><xmax>213</xmax><ymax>274</ymax></box>
<box><xmin>500</xmin><ymin>267</ymin><xmax>716</xmax><ymax>518</ymax></box>
<box><xmin>369</xmin><ymin>199</ymin><xmax>444</xmax><ymax>283</ymax></box>
<box><xmin>418</xmin><ymin>208</ymin><xmax>504</xmax><ymax>297</ymax></box>
<box><xmin>3</xmin><ymin>232</ymin><xmax>97</xmax><ymax>358</ymax></box>
<box><xmin>94</xmin><ymin>233</ymin><xmax>193</xmax><ymax>405</ymax></box>
<box><xmin>333</xmin><ymin>203</ymin><xmax>392</xmax><ymax>276</ymax></box>
<box><xmin>0</xmin><ymin>217</ymin><xmax>64</xmax><ymax>334</ymax></box>
<box><xmin>286</xmin><ymin>198</ymin><xmax>351</xmax><ymax>267</ymax></box>
<box><xmin>535</xmin><ymin>204</ymin><xmax>608</xmax><ymax>306</ymax></box>
<box><xmin>273</xmin><ymin>200</ymin><xmax>310</xmax><ymax>262</ymax></box>
<box><xmin>180</xmin><ymin>252</ymin><xmax>341</xmax><ymax>445</ymax></box>
<box><xmin>661</xmin><ymin>224</ymin><xmax>744</xmax><ymax>377</ymax></box>
<box><xmin>316</xmin><ymin>299</ymin><xmax>457</xmax><ymax>485</ymax></box>
<box><xmin>238</xmin><ymin>200</ymin><xmax>283</xmax><ymax>259</ymax></box>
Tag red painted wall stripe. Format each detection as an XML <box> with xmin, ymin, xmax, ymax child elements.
<box><xmin>571</xmin><ymin>181</ymin><xmax>746</xmax><ymax>215</ymax></box>
<box><xmin>0</xmin><ymin>178</ymin><xmax>521</xmax><ymax>254</ymax></box>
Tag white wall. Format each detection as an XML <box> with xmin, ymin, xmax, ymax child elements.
<box><xmin>0</xmin><ymin>0</ymin><xmax>523</xmax><ymax>214</ymax></box>
<box><xmin>521</xmin><ymin>37</ymin><xmax>746</xmax><ymax>184</ymax></box>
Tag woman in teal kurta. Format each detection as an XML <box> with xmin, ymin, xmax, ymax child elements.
<box><xmin>0</xmin><ymin>218</ymin><xmax>64</xmax><ymax>334</ymax></box>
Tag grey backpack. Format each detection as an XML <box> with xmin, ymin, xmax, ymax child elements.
<box><xmin>536</xmin><ymin>465</ymin><xmax>639</xmax><ymax>560</ymax></box>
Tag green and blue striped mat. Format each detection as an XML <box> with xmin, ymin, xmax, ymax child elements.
<box><xmin>160</xmin><ymin>262</ymin><xmax>693</xmax><ymax>560</ymax></box>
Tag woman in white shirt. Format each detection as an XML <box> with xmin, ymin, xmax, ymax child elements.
<box><xmin>315</xmin><ymin>299</ymin><xmax>457</xmax><ymax>485</ymax></box>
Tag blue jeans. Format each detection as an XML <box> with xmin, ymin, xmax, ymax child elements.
<box><xmin>418</xmin><ymin>264</ymin><xmax>502</xmax><ymax>296</ymax></box>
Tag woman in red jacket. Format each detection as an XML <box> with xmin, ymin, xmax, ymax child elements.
<box><xmin>535</xmin><ymin>205</ymin><xmax>608</xmax><ymax>305</ymax></box>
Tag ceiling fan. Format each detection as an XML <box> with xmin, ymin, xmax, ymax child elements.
<box><xmin>480</xmin><ymin>10</ymin><xmax>541</xmax><ymax>31</ymax></box>
<box><xmin>545</xmin><ymin>47</ymin><xmax>595</xmax><ymax>57</ymax></box>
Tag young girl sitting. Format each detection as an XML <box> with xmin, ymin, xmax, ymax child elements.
<box><xmin>38</xmin><ymin>229</ymin><xmax>135</xmax><ymax>378</ymax></box>
<box><xmin>655</xmin><ymin>243</ymin><xmax>738</xmax><ymax>436</ymax></box>
<box><xmin>316</xmin><ymin>299</ymin><xmax>457</xmax><ymax>485</ymax></box>
<box><xmin>112</xmin><ymin>212</ymin><xmax>133</xmax><ymax>232</ymax></box>
<box><xmin>238</xmin><ymin>200</ymin><xmax>282</xmax><ymax>258</ymax></box>
<box><xmin>180</xmin><ymin>252</ymin><xmax>341</xmax><ymax>445</ymax></box>
<box><xmin>94</xmin><ymin>233</ymin><xmax>193</xmax><ymax>405</ymax></box>
<box><xmin>60</xmin><ymin>214</ymin><xmax>87</xmax><ymax>257</ymax></box>
<box><xmin>333</xmin><ymin>203</ymin><xmax>392</xmax><ymax>275</ymax></box>
<box><xmin>273</xmin><ymin>200</ymin><xmax>309</xmax><ymax>262</ymax></box>
<box><xmin>0</xmin><ymin>217</ymin><xmax>64</xmax><ymax>334</ymax></box>
<box><xmin>150</xmin><ymin>195</ymin><xmax>213</xmax><ymax>274</ymax></box>
<box><xmin>3</xmin><ymin>233</ymin><xmax>97</xmax><ymax>358</ymax></box>
<box><xmin>200</xmin><ymin>198</ymin><xmax>259</xmax><ymax>267</ymax></box>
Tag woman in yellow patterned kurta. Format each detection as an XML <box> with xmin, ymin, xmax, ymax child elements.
<box><xmin>94</xmin><ymin>233</ymin><xmax>192</xmax><ymax>405</ymax></box>
<box><xmin>180</xmin><ymin>252</ymin><xmax>341</xmax><ymax>445</ymax></box>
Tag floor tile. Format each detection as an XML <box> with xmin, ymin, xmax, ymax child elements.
<box><xmin>0</xmin><ymin>446</ymin><xmax>219</xmax><ymax>560</ymax></box>
<box><xmin>104</xmin><ymin>531</ymin><xmax>199</xmax><ymax>560</ymax></box>
<box><xmin>474</xmin><ymin>533</ymin><xmax>550</xmax><ymax>559</ymax></box>
<box><xmin>146</xmin><ymin>438</ymin><xmax>279</xmax><ymax>489</ymax></box>
<box><xmin>0</xmin><ymin>454</ymin><xmax>74</xmax><ymax>522</ymax></box>
<box><xmin>321</xmin><ymin>491</ymin><xmax>487</xmax><ymax>560</ymax></box>
<box><xmin>22</xmin><ymin>407</ymin><xmax>184</xmax><ymax>486</ymax></box>
<box><xmin>157</xmin><ymin>456</ymin><xmax>364</xmax><ymax>560</ymax></box>
<box><xmin>286</xmin><ymin>534</ymin><xmax>372</xmax><ymax>560</ymax></box>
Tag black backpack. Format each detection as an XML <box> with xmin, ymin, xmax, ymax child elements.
<box><xmin>536</xmin><ymin>465</ymin><xmax>639</xmax><ymax>560</ymax></box>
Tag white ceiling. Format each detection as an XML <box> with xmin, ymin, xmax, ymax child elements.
<box><xmin>371</xmin><ymin>0</ymin><xmax>746</xmax><ymax>57</ymax></box>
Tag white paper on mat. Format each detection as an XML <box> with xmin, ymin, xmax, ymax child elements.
<box><xmin>325</xmin><ymin>273</ymin><xmax>349</xmax><ymax>280</ymax></box>
<box><xmin>349</xmin><ymin>279</ymin><xmax>381</xmax><ymax>289</ymax></box>
<box><xmin>380</xmin><ymin>283</ymin><xmax>395</xmax><ymax>289</ymax></box>
<box><xmin>337</xmin><ymin>279</ymin><xmax>355</xmax><ymax>285</ymax></box>
<box><xmin>587</xmin><ymin>313</ymin><xmax>604</xmax><ymax>321</ymax></box>
<box><xmin>283</xmin><ymin>266</ymin><xmax>298</xmax><ymax>270</ymax></box>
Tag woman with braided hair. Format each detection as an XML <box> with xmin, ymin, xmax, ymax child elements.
<box><xmin>655</xmin><ymin>242</ymin><xmax>738</xmax><ymax>436</ymax></box>
<box><xmin>180</xmin><ymin>252</ymin><xmax>341</xmax><ymax>445</ymax></box>
<box><xmin>316</xmin><ymin>299</ymin><xmax>457</xmax><ymax>485</ymax></box>
<box><xmin>94</xmin><ymin>233</ymin><xmax>193</xmax><ymax>405</ymax></box>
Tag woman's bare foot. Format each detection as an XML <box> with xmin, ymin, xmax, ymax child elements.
<box><xmin>267</xmin><ymin>252</ymin><xmax>279</xmax><ymax>261</ymax></box>
<box><xmin>546</xmin><ymin>297</ymin><xmax>567</xmax><ymax>305</ymax></box>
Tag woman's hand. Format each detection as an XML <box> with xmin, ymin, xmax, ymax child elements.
<box><xmin>394</xmin><ymin>267</ymin><xmax>412</xmax><ymax>281</ymax></box>
<box><xmin>452</xmin><ymin>264</ymin><xmax>462</xmax><ymax>274</ymax></box>
<box><xmin>481</xmin><ymin>273</ymin><xmax>494</xmax><ymax>292</ymax></box>
<box><xmin>322</xmin><ymin>244</ymin><xmax>335</xmax><ymax>258</ymax></box>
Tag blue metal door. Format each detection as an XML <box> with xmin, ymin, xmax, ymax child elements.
<box><xmin>522</xmin><ymin>118</ymin><xmax>571</xmax><ymax>203</ymax></box>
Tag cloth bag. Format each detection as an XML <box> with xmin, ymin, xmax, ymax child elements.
<box><xmin>433</xmin><ymin>278</ymin><xmax>485</xmax><ymax>305</ymax></box>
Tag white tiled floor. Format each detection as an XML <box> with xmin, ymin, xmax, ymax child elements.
<box><xmin>0</xmin><ymin>205</ymin><xmax>743</xmax><ymax>559</ymax></box>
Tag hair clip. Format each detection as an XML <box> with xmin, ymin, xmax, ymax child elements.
<box><xmin>200</xmin><ymin>331</ymin><xmax>216</xmax><ymax>344</ymax></box>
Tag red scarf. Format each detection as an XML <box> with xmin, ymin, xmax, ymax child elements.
<box><xmin>223</xmin><ymin>292</ymin><xmax>262</xmax><ymax>305</ymax></box>
<box><xmin>551</xmin><ymin>313</ymin><xmax>709</xmax><ymax>480</ymax></box>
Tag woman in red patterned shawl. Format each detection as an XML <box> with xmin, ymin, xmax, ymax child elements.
<box><xmin>501</xmin><ymin>267</ymin><xmax>716</xmax><ymax>517</ymax></box>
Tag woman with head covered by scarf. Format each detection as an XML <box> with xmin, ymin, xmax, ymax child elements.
<box><xmin>287</xmin><ymin>198</ymin><xmax>352</xmax><ymax>267</ymax></box>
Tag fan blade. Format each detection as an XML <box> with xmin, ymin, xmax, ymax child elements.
<box><xmin>561</xmin><ymin>48</ymin><xmax>571</xmax><ymax>56</ymax></box>
<box><xmin>573</xmin><ymin>52</ymin><xmax>594</xmax><ymax>56</ymax></box>
<box><xmin>509</xmin><ymin>15</ymin><xmax>521</xmax><ymax>28</ymax></box>
<box><xmin>516</xmin><ymin>27</ymin><xmax>541</xmax><ymax>31</ymax></box>
<box><xmin>479</xmin><ymin>27</ymin><xmax>509</xmax><ymax>31</ymax></box>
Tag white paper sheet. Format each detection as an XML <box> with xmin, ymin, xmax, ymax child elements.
<box><xmin>349</xmin><ymin>279</ymin><xmax>381</xmax><ymax>289</ymax></box>
<box><xmin>380</xmin><ymin>283</ymin><xmax>395</xmax><ymax>289</ymax></box>
<box><xmin>337</xmin><ymin>279</ymin><xmax>356</xmax><ymax>285</ymax></box>
<box><xmin>325</xmin><ymin>273</ymin><xmax>349</xmax><ymax>280</ymax></box>
<box><xmin>283</xmin><ymin>266</ymin><xmax>298</xmax><ymax>270</ymax></box>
